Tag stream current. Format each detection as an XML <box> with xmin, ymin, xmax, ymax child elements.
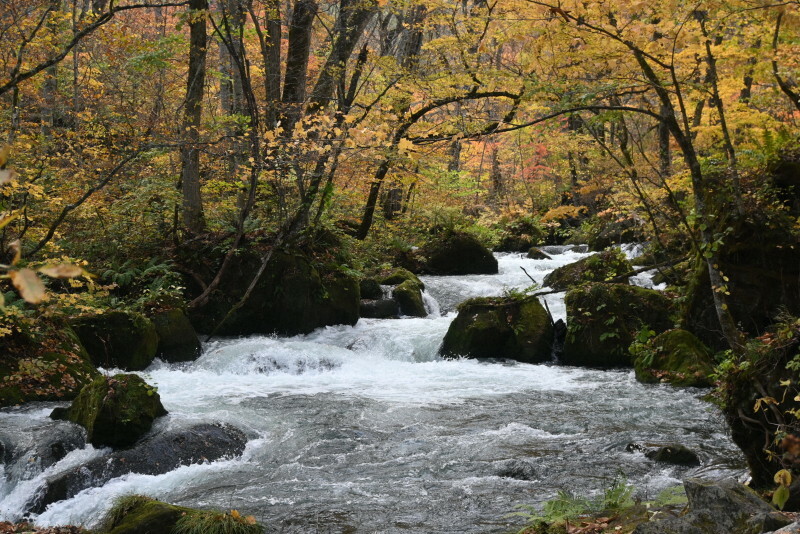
<box><xmin>0</xmin><ymin>248</ymin><xmax>744</xmax><ymax>532</ymax></box>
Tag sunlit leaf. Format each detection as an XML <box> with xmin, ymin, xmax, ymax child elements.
<box><xmin>773</xmin><ymin>484</ymin><xmax>790</xmax><ymax>510</ymax></box>
<box><xmin>38</xmin><ymin>263</ymin><xmax>84</xmax><ymax>279</ymax></box>
<box><xmin>9</xmin><ymin>268</ymin><xmax>46</xmax><ymax>304</ymax></box>
<box><xmin>0</xmin><ymin>145</ymin><xmax>10</xmax><ymax>168</ymax></box>
<box><xmin>0</xmin><ymin>212</ymin><xmax>19</xmax><ymax>230</ymax></box>
<box><xmin>775</xmin><ymin>469</ymin><xmax>792</xmax><ymax>487</ymax></box>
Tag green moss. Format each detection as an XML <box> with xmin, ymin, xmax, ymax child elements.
<box><xmin>543</xmin><ymin>250</ymin><xmax>632</xmax><ymax>291</ymax></box>
<box><xmin>392</xmin><ymin>280</ymin><xmax>427</xmax><ymax>317</ymax></box>
<box><xmin>379</xmin><ymin>268</ymin><xmax>424</xmax><ymax>290</ymax></box>
<box><xmin>0</xmin><ymin>323</ymin><xmax>99</xmax><ymax>408</ymax></box>
<box><xmin>633</xmin><ymin>329</ymin><xmax>715</xmax><ymax>387</ymax></box>
<box><xmin>70</xmin><ymin>311</ymin><xmax>159</xmax><ymax>371</ymax></box>
<box><xmin>359</xmin><ymin>278</ymin><xmax>383</xmax><ymax>300</ymax></box>
<box><xmin>66</xmin><ymin>373</ymin><xmax>167</xmax><ymax>448</ymax></box>
<box><xmin>420</xmin><ymin>231</ymin><xmax>498</xmax><ymax>275</ymax></box>
<box><xmin>440</xmin><ymin>295</ymin><xmax>553</xmax><ymax>363</ymax></box>
<box><xmin>150</xmin><ymin>308</ymin><xmax>200</xmax><ymax>363</ymax></box>
<box><xmin>562</xmin><ymin>283</ymin><xmax>675</xmax><ymax>367</ymax></box>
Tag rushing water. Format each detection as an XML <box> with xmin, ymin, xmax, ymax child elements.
<box><xmin>0</xmin><ymin>249</ymin><xmax>743</xmax><ymax>533</ymax></box>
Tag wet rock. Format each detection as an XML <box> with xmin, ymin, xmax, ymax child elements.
<box><xmin>53</xmin><ymin>374</ymin><xmax>167</xmax><ymax>448</ymax></box>
<box><xmin>440</xmin><ymin>295</ymin><xmax>554</xmax><ymax>363</ymax></box>
<box><xmin>0</xmin><ymin>421</ymin><xmax>86</xmax><ymax>483</ymax></box>
<box><xmin>392</xmin><ymin>280</ymin><xmax>427</xmax><ymax>317</ymax></box>
<box><xmin>626</xmin><ymin>442</ymin><xmax>700</xmax><ymax>466</ymax></box>
<box><xmin>0</xmin><ymin>322</ymin><xmax>99</xmax><ymax>407</ymax></box>
<box><xmin>103</xmin><ymin>496</ymin><xmax>193</xmax><ymax>534</ymax></box>
<box><xmin>359</xmin><ymin>278</ymin><xmax>384</xmax><ymax>300</ymax></box>
<box><xmin>380</xmin><ymin>268</ymin><xmax>424</xmax><ymax>290</ymax></box>
<box><xmin>495</xmin><ymin>459</ymin><xmax>538</xmax><ymax>480</ymax></box>
<box><xmin>70</xmin><ymin>310</ymin><xmax>158</xmax><ymax>371</ymax></box>
<box><xmin>30</xmin><ymin>422</ymin><xmax>247</xmax><ymax>513</ymax></box>
<box><xmin>420</xmin><ymin>232</ymin><xmax>498</xmax><ymax>275</ymax></box>
<box><xmin>526</xmin><ymin>247</ymin><xmax>552</xmax><ymax>260</ymax></box>
<box><xmin>149</xmin><ymin>308</ymin><xmax>201</xmax><ymax>363</ymax></box>
<box><xmin>562</xmin><ymin>283</ymin><xmax>674</xmax><ymax>368</ymax></box>
<box><xmin>543</xmin><ymin>249</ymin><xmax>632</xmax><ymax>291</ymax></box>
<box><xmin>187</xmin><ymin>249</ymin><xmax>360</xmax><ymax>336</ymax></box>
<box><xmin>634</xmin><ymin>478</ymin><xmax>791</xmax><ymax>534</ymax></box>
<box><xmin>633</xmin><ymin>329</ymin><xmax>715</xmax><ymax>388</ymax></box>
<box><xmin>359</xmin><ymin>299</ymin><xmax>398</xmax><ymax>319</ymax></box>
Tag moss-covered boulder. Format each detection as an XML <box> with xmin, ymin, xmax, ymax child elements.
<box><xmin>392</xmin><ymin>280</ymin><xmax>427</xmax><ymax>317</ymax></box>
<box><xmin>440</xmin><ymin>295</ymin><xmax>554</xmax><ymax>363</ymax></box>
<box><xmin>380</xmin><ymin>268</ymin><xmax>424</xmax><ymax>290</ymax></box>
<box><xmin>562</xmin><ymin>283</ymin><xmax>675</xmax><ymax>368</ymax></box>
<box><xmin>632</xmin><ymin>329</ymin><xmax>715</xmax><ymax>387</ymax></box>
<box><xmin>543</xmin><ymin>249</ymin><xmax>632</xmax><ymax>291</ymax></box>
<box><xmin>187</xmin><ymin>249</ymin><xmax>360</xmax><ymax>336</ymax></box>
<box><xmin>0</xmin><ymin>321</ymin><xmax>99</xmax><ymax>408</ymax></box>
<box><xmin>494</xmin><ymin>216</ymin><xmax>546</xmax><ymax>252</ymax></box>
<box><xmin>149</xmin><ymin>308</ymin><xmax>200</xmax><ymax>363</ymax></box>
<box><xmin>103</xmin><ymin>496</ymin><xmax>262</xmax><ymax>534</ymax></box>
<box><xmin>527</xmin><ymin>247</ymin><xmax>551</xmax><ymax>260</ymax></box>
<box><xmin>420</xmin><ymin>232</ymin><xmax>498</xmax><ymax>275</ymax></box>
<box><xmin>359</xmin><ymin>299</ymin><xmax>398</xmax><ymax>319</ymax></box>
<box><xmin>359</xmin><ymin>278</ymin><xmax>384</xmax><ymax>300</ymax></box>
<box><xmin>70</xmin><ymin>311</ymin><xmax>158</xmax><ymax>371</ymax></box>
<box><xmin>58</xmin><ymin>374</ymin><xmax>167</xmax><ymax>448</ymax></box>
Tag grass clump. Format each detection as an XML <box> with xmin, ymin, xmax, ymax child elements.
<box><xmin>174</xmin><ymin>509</ymin><xmax>262</xmax><ymax>534</ymax></box>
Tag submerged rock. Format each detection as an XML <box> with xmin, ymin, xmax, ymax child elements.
<box><xmin>633</xmin><ymin>329</ymin><xmax>715</xmax><ymax>387</ymax></box>
<box><xmin>562</xmin><ymin>283</ymin><xmax>674</xmax><ymax>368</ymax></box>
<box><xmin>626</xmin><ymin>442</ymin><xmax>700</xmax><ymax>466</ymax></box>
<box><xmin>149</xmin><ymin>308</ymin><xmax>201</xmax><ymax>363</ymax></box>
<box><xmin>30</xmin><ymin>422</ymin><xmax>247</xmax><ymax>514</ymax></box>
<box><xmin>70</xmin><ymin>310</ymin><xmax>159</xmax><ymax>371</ymax></box>
<box><xmin>0</xmin><ymin>321</ymin><xmax>99</xmax><ymax>407</ymax></box>
<box><xmin>0</xmin><ymin>420</ymin><xmax>86</xmax><ymax>483</ymax></box>
<box><xmin>53</xmin><ymin>374</ymin><xmax>167</xmax><ymax>448</ymax></box>
<box><xmin>440</xmin><ymin>295</ymin><xmax>554</xmax><ymax>363</ymax></box>
<box><xmin>420</xmin><ymin>232</ymin><xmax>498</xmax><ymax>275</ymax></box>
<box><xmin>495</xmin><ymin>459</ymin><xmax>538</xmax><ymax>480</ymax></box>
<box><xmin>633</xmin><ymin>478</ymin><xmax>791</xmax><ymax>534</ymax></box>
<box><xmin>542</xmin><ymin>249</ymin><xmax>631</xmax><ymax>291</ymax></box>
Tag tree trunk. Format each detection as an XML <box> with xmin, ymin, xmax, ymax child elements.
<box><xmin>180</xmin><ymin>0</ymin><xmax>209</xmax><ymax>234</ymax></box>
<box><xmin>281</xmin><ymin>0</ymin><xmax>317</xmax><ymax>136</ymax></box>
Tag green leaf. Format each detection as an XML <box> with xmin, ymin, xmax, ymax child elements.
<box><xmin>773</xmin><ymin>484</ymin><xmax>790</xmax><ymax>510</ymax></box>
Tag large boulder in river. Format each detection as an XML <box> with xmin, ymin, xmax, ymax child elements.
<box><xmin>0</xmin><ymin>320</ymin><xmax>99</xmax><ymax>407</ymax></box>
<box><xmin>420</xmin><ymin>232</ymin><xmax>498</xmax><ymax>275</ymax></box>
<box><xmin>70</xmin><ymin>310</ymin><xmax>158</xmax><ymax>371</ymax></box>
<box><xmin>29</xmin><ymin>422</ymin><xmax>247</xmax><ymax>514</ymax></box>
<box><xmin>543</xmin><ymin>249</ymin><xmax>631</xmax><ymax>291</ymax></box>
<box><xmin>440</xmin><ymin>295</ymin><xmax>553</xmax><ymax>363</ymax></box>
<box><xmin>562</xmin><ymin>283</ymin><xmax>675</xmax><ymax>368</ymax></box>
<box><xmin>380</xmin><ymin>268</ymin><xmax>424</xmax><ymax>289</ymax></box>
<box><xmin>187</xmin><ymin>249</ymin><xmax>360</xmax><ymax>336</ymax></box>
<box><xmin>633</xmin><ymin>478</ymin><xmax>791</xmax><ymax>534</ymax></box>
<box><xmin>632</xmin><ymin>329</ymin><xmax>715</xmax><ymax>387</ymax></box>
<box><xmin>392</xmin><ymin>280</ymin><xmax>427</xmax><ymax>317</ymax></box>
<box><xmin>149</xmin><ymin>308</ymin><xmax>201</xmax><ymax>362</ymax></box>
<box><xmin>54</xmin><ymin>373</ymin><xmax>167</xmax><ymax>448</ymax></box>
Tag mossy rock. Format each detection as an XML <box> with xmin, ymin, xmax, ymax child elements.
<box><xmin>0</xmin><ymin>323</ymin><xmax>99</xmax><ymax>408</ymax></box>
<box><xmin>187</xmin><ymin>249</ymin><xmax>360</xmax><ymax>336</ymax></box>
<box><xmin>103</xmin><ymin>496</ymin><xmax>196</xmax><ymax>534</ymax></box>
<box><xmin>562</xmin><ymin>283</ymin><xmax>675</xmax><ymax>368</ymax></box>
<box><xmin>360</xmin><ymin>299</ymin><xmax>398</xmax><ymax>319</ymax></box>
<box><xmin>150</xmin><ymin>308</ymin><xmax>201</xmax><ymax>363</ymax></box>
<box><xmin>420</xmin><ymin>232</ymin><xmax>498</xmax><ymax>275</ymax></box>
<box><xmin>440</xmin><ymin>295</ymin><xmax>554</xmax><ymax>363</ymax></box>
<box><xmin>61</xmin><ymin>373</ymin><xmax>167</xmax><ymax>448</ymax></box>
<box><xmin>70</xmin><ymin>311</ymin><xmax>158</xmax><ymax>371</ymax></box>
<box><xmin>392</xmin><ymin>280</ymin><xmax>427</xmax><ymax>317</ymax></box>
<box><xmin>651</xmin><ymin>260</ymin><xmax>691</xmax><ymax>287</ymax></box>
<box><xmin>633</xmin><ymin>329</ymin><xmax>714</xmax><ymax>387</ymax></box>
<box><xmin>359</xmin><ymin>278</ymin><xmax>384</xmax><ymax>300</ymax></box>
<box><xmin>543</xmin><ymin>249</ymin><xmax>632</xmax><ymax>291</ymax></box>
<box><xmin>379</xmin><ymin>268</ymin><xmax>424</xmax><ymax>290</ymax></box>
<box><xmin>527</xmin><ymin>247</ymin><xmax>552</xmax><ymax>260</ymax></box>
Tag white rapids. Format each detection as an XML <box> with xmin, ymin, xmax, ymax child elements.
<box><xmin>0</xmin><ymin>249</ymin><xmax>743</xmax><ymax>533</ymax></box>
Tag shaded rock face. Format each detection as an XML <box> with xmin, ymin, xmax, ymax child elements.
<box><xmin>29</xmin><ymin>422</ymin><xmax>247</xmax><ymax>514</ymax></box>
<box><xmin>683</xmin><ymin>222</ymin><xmax>800</xmax><ymax>351</ymax></box>
<box><xmin>440</xmin><ymin>295</ymin><xmax>554</xmax><ymax>363</ymax></box>
<box><xmin>359</xmin><ymin>278</ymin><xmax>384</xmax><ymax>300</ymax></box>
<box><xmin>632</xmin><ymin>329</ymin><xmax>715</xmax><ymax>388</ymax></box>
<box><xmin>54</xmin><ymin>374</ymin><xmax>167</xmax><ymax>448</ymax></box>
<box><xmin>562</xmin><ymin>283</ymin><xmax>674</xmax><ymax>368</ymax></box>
<box><xmin>359</xmin><ymin>299</ymin><xmax>398</xmax><ymax>319</ymax></box>
<box><xmin>188</xmin><ymin>249</ymin><xmax>360</xmax><ymax>336</ymax></box>
<box><xmin>543</xmin><ymin>249</ymin><xmax>631</xmax><ymax>291</ymax></box>
<box><xmin>70</xmin><ymin>311</ymin><xmax>158</xmax><ymax>371</ymax></box>
<box><xmin>0</xmin><ymin>323</ymin><xmax>99</xmax><ymax>407</ymax></box>
<box><xmin>527</xmin><ymin>247</ymin><xmax>551</xmax><ymax>260</ymax></box>
<box><xmin>420</xmin><ymin>232</ymin><xmax>498</xmax><ymax>275</ymax></box>
<box><xmin>633</xmin><ymin>478</ymin><xmax>791</xmax><ymax>534</ymax></box>
<box><xmin>149</xmin><ymin>308</ymin><xmax>201</xmax><ymax>363</ymax></box>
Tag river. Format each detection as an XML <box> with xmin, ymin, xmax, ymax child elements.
<box><xmin>0</xmin><ymin>248</ymin><xmax>744</xmax><ymax>532</ymax></box>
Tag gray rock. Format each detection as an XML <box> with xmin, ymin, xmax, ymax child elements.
<box><xmin>495</xmin><ymin>459</ymin><xmax>538</xmax><ymax>480</ymax></box>
<box><xmin>360</xmin><ymin>299</ymin><xmax>399</xmax><ymax>319</ymax></box>
<box><xmin>765</xmin><ymin>521</ymin><xmax>800</xmax><ymax>534</ymax></box>
<box><xmin>28</xmin><ymin>422</ymin><xmax>247</xmax><ymax>514</ymax></box>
